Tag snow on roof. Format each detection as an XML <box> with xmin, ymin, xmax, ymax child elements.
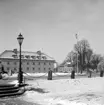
<box><xmin>0</xmin><ymin>49</ymin><xmax>55</xmax><ymax>61</ymax></box>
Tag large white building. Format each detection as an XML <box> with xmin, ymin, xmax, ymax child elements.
<box><xmin>0</xmin><ymin>49</ymin><xmax>55</xmax><ymax>73</ymax></box>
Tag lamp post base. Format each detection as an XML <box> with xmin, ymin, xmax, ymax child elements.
<box><xmin>18</xmin><ymin>71</ymin><xmax>23</xmax><ymax>85</ymax></box>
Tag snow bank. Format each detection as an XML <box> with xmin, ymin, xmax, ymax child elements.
<box><xmin>11</xmin><ymin>73</ymin><xmax>71</xmax><ymax>77</ymax></box>
<box><xmin>10</xmin><ymin>80</ymin><xmax>19</xmax><ymax>85</ymax></box>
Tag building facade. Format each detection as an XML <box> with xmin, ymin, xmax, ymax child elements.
<box><xmin>0</xmin><ymin>49</ymin><xmax>55</xmax><ymax>73</ymax></box>
<box><xmin>57</xmin><ymin>65</ymin><xmax>73</xmax><ymax>73</ymax></box>
<box><xmin>57</xmin><ymin>62</ymin><xmax>73</xmax><ymax>73</ymax></box>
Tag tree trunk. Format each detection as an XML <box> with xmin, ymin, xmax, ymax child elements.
<box><xmin>80</xmin><ymin>66</ymin><xmax>83</xmax><ymax>74</ymax></box>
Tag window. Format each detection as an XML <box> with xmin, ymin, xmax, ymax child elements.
<box><xmin>49</xmin><ymin>62</ymin><xmax>51</xmax><ymax>65</ymax></box>
<box><xmin>14</xmin><ymin>62</ymin><xmax>17</xmax><ymax>65</ymax></box>
<box><xmin>44</xmin><ymin>62</ymin><xmax>46</xmax><ymax>65</ymax></box>
<box><xmin>38</xmin><ymin>68</ymin><xmax>40</xmax><ymax>72</ymax></box>
<box><xmin>38</xmin><ymin>62</ymin><xmax>40</xmax><ymax>65</ymax></box>
<box><xmin>33</xmin><ymin>67</ymin><xmax>35</xmax><ymax>70</ymax></box>
<box><xmin>14</xmin><ymin>68</ymin><xmax>17</xmax><ymax>71</ymax></box>
<box><xmin>7</xmin><ymin>62</ymin><xmax>10</xmax><ymax>65</ymax></box>
<box><xmin>7</xmin><ymin>67</ymin><xmax>9</xmax><ymax>70</ymax></box>
<box><xmin>14</xmin><ymin>68</ymin><xmax>16</xmax><ymax>70</ymax></box>
<box><xmin>33</xmin><ymin>62</ymin><xmax>35</xmax><ymax>65</ymax></box>
<box><xmin>27</xmin><ymin>67</ymin><xmax>29</xmax><ymax>70</ymax></box>
<box><xmin>44</xmin><ymin>68</ymin><xmax>46</xmax><ymax>72</ymax></box>
<box><xmin>27</xmin><ymin>62</ymin><xmax>29</xmax><ymax>65</ymax></box>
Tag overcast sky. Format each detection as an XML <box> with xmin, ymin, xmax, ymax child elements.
<box><xmin>0</xmin><ymin>0</ymin><xmax>104</xmax><ymax>63</ymax></box>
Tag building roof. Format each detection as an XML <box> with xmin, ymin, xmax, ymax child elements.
<box><xmin>0</xmin><ymin>49</ymin><xmax>55</xmax><ymax>61</ymax></box>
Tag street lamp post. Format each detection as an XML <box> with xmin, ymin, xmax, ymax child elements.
<box><xmin>75</xmin><ymin>34</ymin><xmax>78</xmax><ymax>74</ymax></box>
<box><xmin>17</xmin><ymin>33</ymin><xmax>24</xmax><ymax>85</ymax></box>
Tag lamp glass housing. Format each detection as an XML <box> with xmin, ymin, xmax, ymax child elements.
<box><xmin>17</xmin><ymin>33</ymin><xmax>24</xmax><ymax>45</ymax></box>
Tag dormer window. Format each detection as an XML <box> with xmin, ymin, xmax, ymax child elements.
<box><xmin>25</xmin><ymin>55</ymin><xmax>30</xmax><ymax>59</ymax></box>
<box><xmin>42</xmin><ymin>56</ymin><xmax>47</xmax><ymax>60</ymax></box>
<box><xmin>37</xmin><ymin>56</ymin><xmax>41</xmax><ymax>60</ymax></box>
<box><xmin>12</xmin><ymin>54</ymin><xmax>18</xmax><ymax>58</ymax></box>
<box><xmin>31</xmin><ymin>56</ymin><xmax>36</xmax><ymax>59</ymax></box>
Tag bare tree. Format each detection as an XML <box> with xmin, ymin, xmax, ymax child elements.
<box><xmin>60</xmin><ymin>51</ymin><xmax>78</xmax><ymax>72</ymax></box>
<box><xmin>62</xmin><ymin>38</ymin><xmax>103</xmax><ymax>76</ymax></box>
<box><xmin>74</xmin><ymin>39</ymin><xmax>91</xmax><ymax>73</ymax></box>
<box><xmin>90</xmin><ymin>54</ymin><xmax>103</xmax><ymax>72</ymax></box>
<box><xmin>65</xmin><ymin>51</ymin><xmax>77</xmax><ymax>64</ymax></box>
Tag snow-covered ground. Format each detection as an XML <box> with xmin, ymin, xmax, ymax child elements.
<box><xmin>10</xmin><ymin>75</ymin><xmax>104</xmax><ymax>105</ymax></box>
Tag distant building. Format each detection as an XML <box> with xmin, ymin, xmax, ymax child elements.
<box><xmin>57</xmin><ymin>62</ymin><xmax>73</xmax><ymax>72</ymax></box>
<box><xmin>0</xmin><ymin>49</ymin><xmax>55</xmax><ymax>73</ymax></box>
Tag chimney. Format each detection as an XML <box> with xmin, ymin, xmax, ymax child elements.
<box><xmin>37</xmin><ymin>50</ymin><xmax>41</xmax><ymax>55</ymax></box>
